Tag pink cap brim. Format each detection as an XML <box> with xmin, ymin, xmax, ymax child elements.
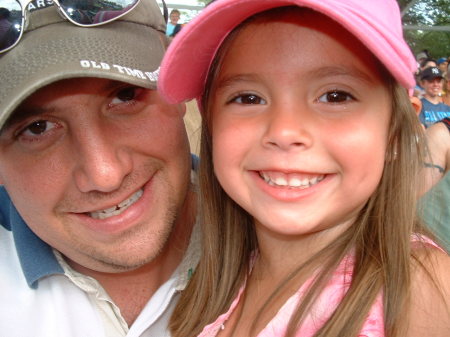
<box><xmin>159</xmin><ymin>0</ymin><xmax>417</xmax><ymax>104</ymax></box>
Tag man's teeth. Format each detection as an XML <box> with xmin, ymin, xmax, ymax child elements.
<box><xmin>89</xmin><ymin>189</ymin><xmax>144</xmax><ymax>220</ymax></box>
<box><xmin>260</xmin><ymin>172</ymin><xmax>324</xmax><ymax>189</ymax></box>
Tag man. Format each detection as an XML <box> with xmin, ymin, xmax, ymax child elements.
<box><xmin>416</xmin><ymin>51</ymin><xmax>428</xmax><ymax>65</ymax></box>
<box><xmin>166</xmin><ymin>9</ymin><xmax>182</xmax><ymax>38</ymax></box>
<box><xmin>419</xmin><ymin>66</ymin><xmax>450</xmax><ymax>128</ymax></box>
<box><xmin>0</xmin><ymin>1</ymin><xmax>198</xmax><ymax>336</ymax></box>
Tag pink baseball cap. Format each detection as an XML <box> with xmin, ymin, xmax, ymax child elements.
<box><xmin>159</xmin><ymin>0</ymin><xmax>417</xmax><ymax>104</ymax></box>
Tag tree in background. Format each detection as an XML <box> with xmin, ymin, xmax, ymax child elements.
<box><xmin>399</xmin><ymin>0</ymin><xmax>450</xmax><ymax>59</ymax></box>
<box><xmin>197</xmin><ymin>0</ymin><xmax>213</xmax><ymax>6</ymax></box>
<box><xmin>196</xmin><ymin>0</ymin><xmax>449</xmax><ymax>58</ymax></box>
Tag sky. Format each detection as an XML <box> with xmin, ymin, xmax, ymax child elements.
<box><xmin>158</xmin><ymin>0</ymin><xmax>205</xmax><ymax>22</ymax></box>
<box><xmin>159</xmin><ymin>0</ymin><xmax>204</xmax><ymax>9</ymax></box>
<box><xmin>165</xmin><ymin>0</ymin><xmax>203</xmax><ymax>6</ymax></box>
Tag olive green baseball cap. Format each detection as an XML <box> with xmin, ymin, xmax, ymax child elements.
<box><xmin>0</xmin><ymin>0</ymin><xmax>167</xmax><ymax>130</ymax></box>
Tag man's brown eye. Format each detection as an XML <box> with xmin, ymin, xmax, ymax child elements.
<box><xmin>117</xmin><ymin>87</ymin><xmax>137</xmax><ymax>102</ymax></box>
<box><xmin>27</xmin><ymin>120</ymin><xmax>48</xmax><ymax>135</ymax></box>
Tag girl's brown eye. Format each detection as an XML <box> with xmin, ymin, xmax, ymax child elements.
<box><xmin>318</xmin><ymin>90</ymin><xmax>354</xmax><ymax>103</ymax></box>
<box><xmin>231</xmin><ymin>94</ymin><xmax>266</xmax><ymax>105</ymax></box>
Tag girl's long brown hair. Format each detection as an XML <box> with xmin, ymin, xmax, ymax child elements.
<box><xmin>170</xmin><ymin>7</ymin><xmax>435</xmax><ymax>337</ymax></box>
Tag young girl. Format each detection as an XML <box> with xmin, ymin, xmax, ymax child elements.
<box><xmin>159</xmin><ymin>0</ymin><xmax>450</xmax><ymax>336</ymax></box>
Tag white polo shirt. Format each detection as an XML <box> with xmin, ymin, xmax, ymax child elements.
<box><xmin>0</xmin><ymin>186</ymin><xmax>200</xmax><ymax>337</ymax></box>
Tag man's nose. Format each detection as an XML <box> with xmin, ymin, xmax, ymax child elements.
<box><xmin>72</xmin><ymin>126</ymin><xmax>133</xmax><ymax>193</ymax></box>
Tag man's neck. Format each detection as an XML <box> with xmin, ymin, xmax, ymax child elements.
<box><xmin>67</xmin><ymin>189</ymin><xmax>196</xmax><ymax>326</ymax></box>
<box><xmin>424</xmin><ymin>94</ymin><xmax>441</xmax><ymax>105</ymax></box>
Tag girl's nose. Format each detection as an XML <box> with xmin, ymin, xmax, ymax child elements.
<box><xmin>261</xmin><ymin>102</ymin><xmax>313</xmax><ymax>151</ymax></box>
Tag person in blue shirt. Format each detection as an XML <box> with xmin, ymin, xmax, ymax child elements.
<box><xmin>166</xmin><ymin>9</ymin><xmax>182</xmax><ymax>38</ymax></box>
<box><xmin>419</xmin><ymin>66</ymin><xmax>450</xmax><ymax>128</ymax></box>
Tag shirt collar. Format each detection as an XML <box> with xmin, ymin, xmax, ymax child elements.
<box><xmin>0</xmin><ymin>157</ymin><xmax>200</xmax><ymax>289</ymax></box>
<box><xmin>0</xmin><ymin>187</ymin><xmax>64</xmax><ymax>289</ymax></box>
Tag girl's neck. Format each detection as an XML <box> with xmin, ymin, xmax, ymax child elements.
<box><xmin>254</xmin><ymin>218</ymin><xmax>354</xmax><ymax>278</ymax></box>
<box><xmin>220</xmin><ymin>236</ymin><xmax>335</xmax><ymax>337</ymax></box>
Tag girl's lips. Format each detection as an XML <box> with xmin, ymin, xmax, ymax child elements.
<box><xmin>250</xmin><ymin>170</ymin><xmax>331</xmax><ymax>201</ymax></box>
<box><xmin>258</xmin><ymin>170</ymin><xmax>325</xmax><ymax>188</ymax></box>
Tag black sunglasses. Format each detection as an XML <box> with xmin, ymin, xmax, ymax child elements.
<box><xmin>0</xmin><ymin>0</ymin><xmax>152</xmax><ymax>53</ymax></box>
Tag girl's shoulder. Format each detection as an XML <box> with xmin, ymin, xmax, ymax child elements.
<box><xmin>408</xmin><ymin>238</ymin><xmax>450</xmax><ymax>336</ymax></box>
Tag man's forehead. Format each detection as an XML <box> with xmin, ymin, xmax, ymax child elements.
<box><xmin>0</xmin><ymin>0</ymin><xmax>165</xmax><ymax>132</ymax></box>
<box><xmin>23</xmin><ymin>77</ymin><xmax>148</xmax><ymax>106</ymax></box>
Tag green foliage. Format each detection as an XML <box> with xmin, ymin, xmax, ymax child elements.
<box><xmin>195</xmin><ymin>1</ymin><xmax>449</xmax><ymax>58</ymax></box>
<box><xmin>197</xmin><ymin>0</ymin><xmax>213</xmax><ymax>5</ymax></box>
<box><xmin>399</xmin><ymin>0</ymin><xmax>450</xmax><ymax>58</ymax></box>
<box><xmin>405</xmin><ymin>30</ymin><xmax>450</xmax><ymax>59</ymax></box>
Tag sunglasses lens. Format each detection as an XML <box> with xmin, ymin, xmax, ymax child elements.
<box><xmin>58</xmin><ymin>0</ymin><xmax>139</xmax><ymax>25</ymax></box>
<box><xmin>0</xmin><ymin>1</ymin><xmax>23</xmax><ymax>52</ymax></box>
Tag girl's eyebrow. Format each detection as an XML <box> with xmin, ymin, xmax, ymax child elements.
<box><xmin>305</xmin><ymin>66</ymin><xmax>374</xmax><ymax>84</ymax></box>
<box><xmin>215</xmin><ymin>66</ymin><xmax>375</xmax><ymax>92</ymax></box>
<box><xmin>215</xmin><ymin>73</ymin><xmax>264</xmax><ymax>91</ymax></box>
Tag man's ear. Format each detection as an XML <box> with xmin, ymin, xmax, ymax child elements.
<box><xmin>410</xmin><ymin>96</ymin><xmax>422</xmax><ymax>116</ymax></box>
<box><xmin>178</xmin><ymin>102</ymin><xmax>187</xmax><ymax>117</ymax></box>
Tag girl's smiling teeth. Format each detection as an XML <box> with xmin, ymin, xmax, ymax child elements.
<box><xmin>88</xmin><ymin>188</ymin><xmax>144</xmax><ymax>219</ymax></box>
<box><xmin>259</xmin><ymin>171</ymin><xmax>325</xmax><ymax>189</ymax></box>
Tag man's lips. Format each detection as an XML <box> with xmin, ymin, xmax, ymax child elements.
<box><xmin>86</xmin><ymin>188</ymin><xmax>144</xmax><ymax>220</ymax></box>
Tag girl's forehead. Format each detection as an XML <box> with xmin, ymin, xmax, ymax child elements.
<box><xmin>231</xmin><ymin>8</ymin><xmax>364</xmax><ymax>51</ymax></box>
<box><xmin>218</xmin><ymin>10</ymin><xmax>385</xmax><ymax>83</ymax></box>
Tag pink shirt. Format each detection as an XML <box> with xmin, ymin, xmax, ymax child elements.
<box><xmin>198</xmin><ymin>252</ymin><xmax>383</xmax><ymax>337</ymax></box>
<box><xmin>198</xmin><ymin>237</ymin><xmax>440</xmax><ymax>337</ymax></box>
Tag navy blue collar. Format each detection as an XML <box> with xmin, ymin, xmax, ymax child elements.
<box><xmin>0</xmin><ymin>154</ymin><xmax>199</xmax><ymax>289</ymax></box>
<box><xmin>0</xmin><ymin>187</ymin><xmax>63</xmax><ymax>288</ymax></box>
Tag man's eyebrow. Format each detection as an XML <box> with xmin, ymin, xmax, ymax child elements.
<box><xmin>1</xmin><ymin>79</ymin><xmax>128</xmax><ymax>133</ymax></box>
<box><xmin>103</xmin><ymin>79</ymin><xmax>133</xmax><ymax>91</ymax></box>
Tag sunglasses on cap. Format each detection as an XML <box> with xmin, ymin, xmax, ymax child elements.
<box><xmin>0</xmin><ymin>0</ymin><xmax>164</xmax><ymax>54</ymax></box>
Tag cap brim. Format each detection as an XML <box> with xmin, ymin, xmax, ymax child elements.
<box><xmin>0</xmin><ymin>20</ymin><xmax>164</xmax><ymax>129</ymax></box>
<box><xmin>421</xmin><ymin>75</ymin><xmax>444</xmax><ymax>81</ymax></box>
<box><xmin>160</xmin><ymin>0</ymin><xmax>416</xmax><ymax>104</ymax></box>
